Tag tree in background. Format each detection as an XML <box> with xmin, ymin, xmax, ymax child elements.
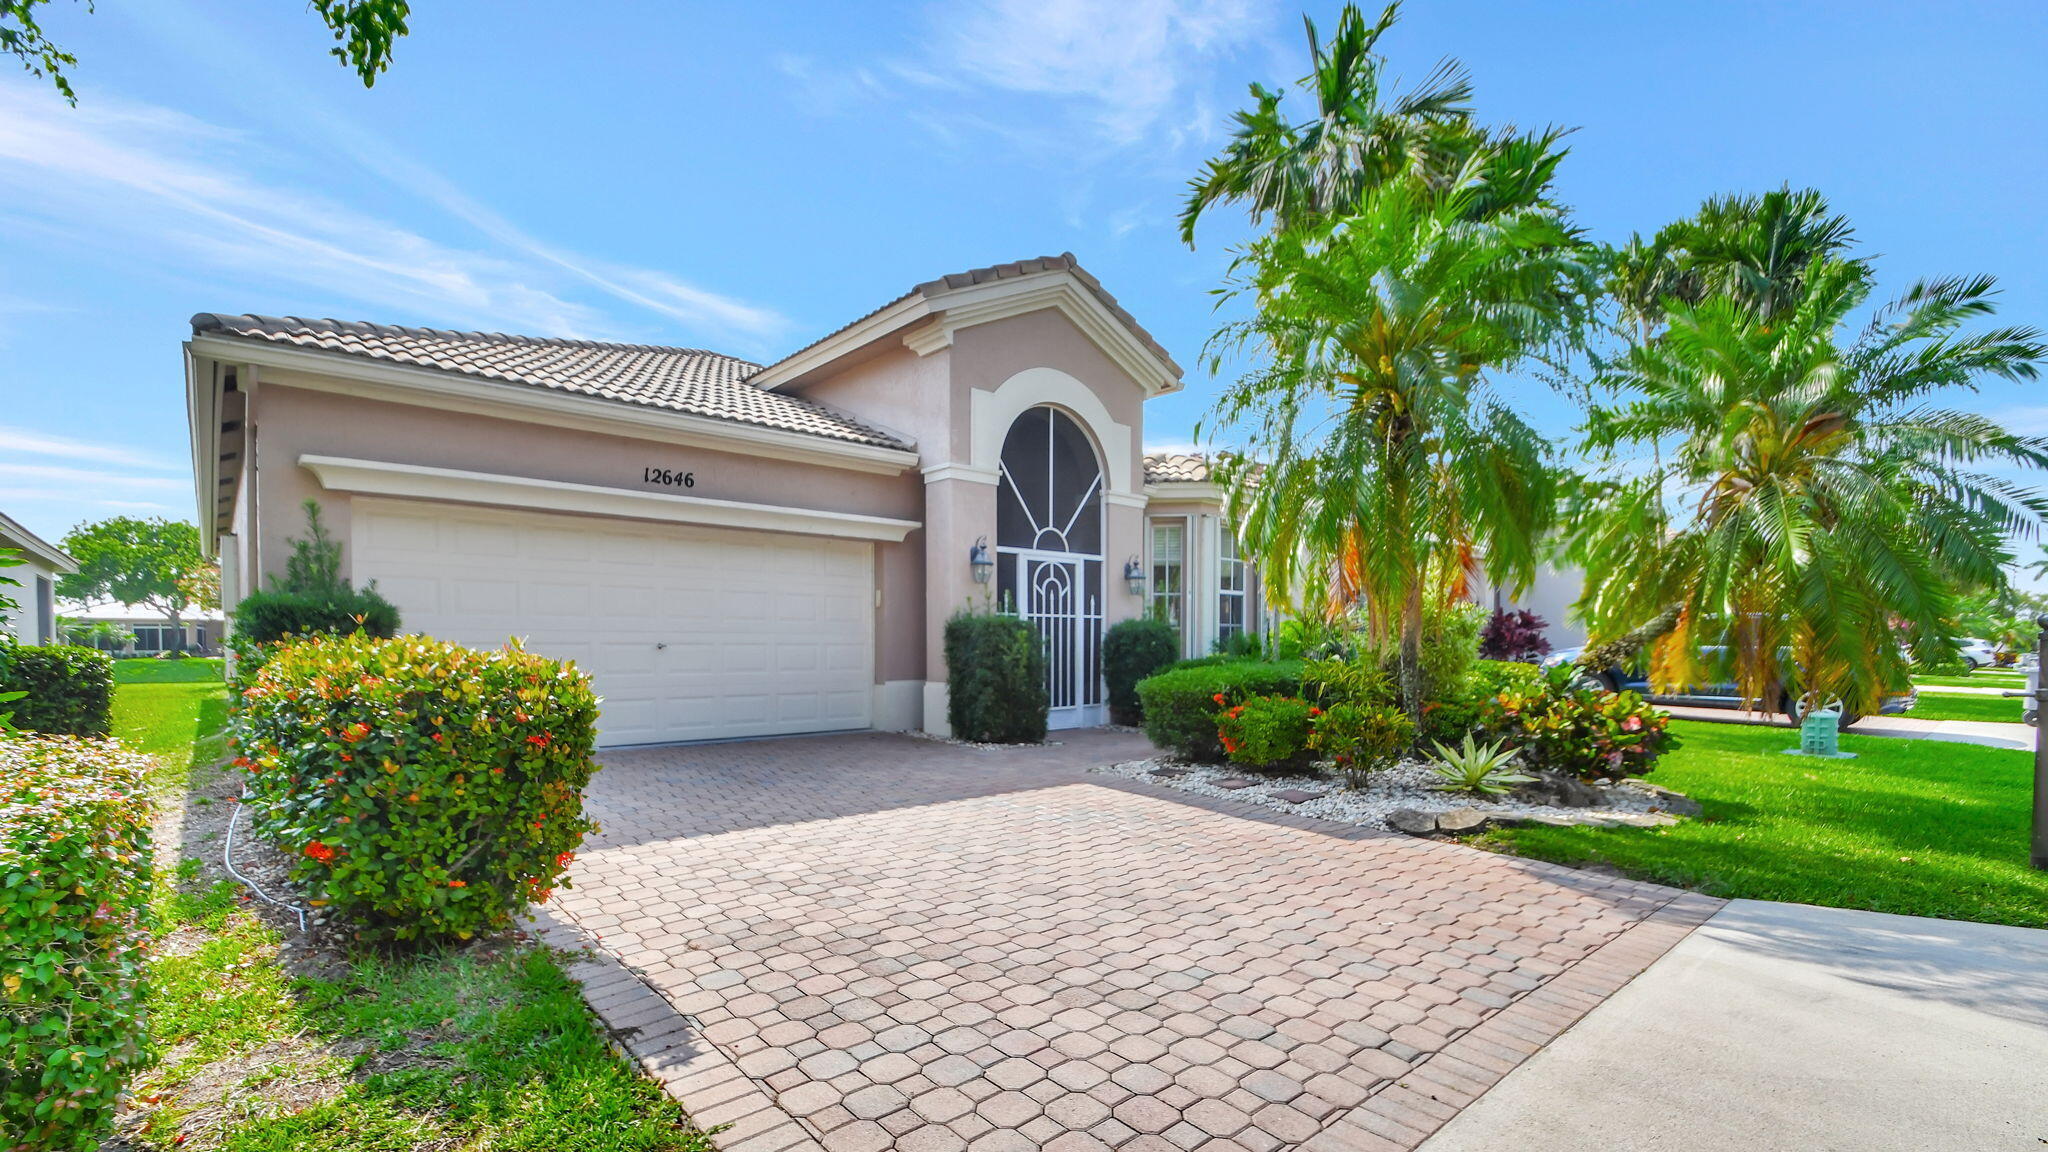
<box><xmin>56</xmin><ymin>517</ymin><xmax>218</xmax><ymax>652</ymax></box>
<box><xmin>3</xmin><ymin>0</ymin><xmax>410</xmax><ymax>102</ymax></box>
<box><xmin>1572</xmin><ymin>239</ymin><xmax>2048</xmax><ymax>714</ymax></box>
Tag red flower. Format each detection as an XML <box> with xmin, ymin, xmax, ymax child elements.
<box><xmin>555</xmin><ymin>851</ymin><xmax>574</xmax><ymax>868</ymax></box>
<box><xmin>526</xmin><ymin>733</ymin><xmax>551</xmax><ymax>747</ymax></box>
<box><xmin>447</xmin><ymin>879</ymin><xmax>466</xmax><ymax>888</ymax></box>
<box><xmin>1212</xmin><ymin>693</ymin><xmax>1228</xmax><ymax>705</ymax></box>
<box><xmin>303</xmin><ymin>840</ymin><xmax>336</xmax><ymax>863</ymax></box>
<box><xmin>342</xmin><ymin>722</ymin><xmax>370</xmax><ymax>743</ymax></box>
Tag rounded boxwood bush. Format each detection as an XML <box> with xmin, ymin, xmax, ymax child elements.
<box><xmin>231</xmin><ymin>586</ymin><xmax>401</xmax><ymax>646</ymax></box>
<box><xmin>0</xmin><ymin>644</ymin><xmax>114</xmax><ymax>737</ymax></box>
<box><xmin>232</xmin><ymin>633</ymin><xmax>600</xmax><ymax>942</ymax></box>
<box><xmin>1102</xmin><ymin>617</ymin><xmax>1180</xmax><ymax>725</ymax></box>
<box><xmin>2</xmin><ymin>735</ymin><xmax>157</xmax><ymax>1150</ymax></box>
<box><xmin>1135</xmin><ymin>660</ymin><xmax>1303</xmax><ymax>762</ymax></box>
<box><xmin>944</xmin><ymin>611</ymin><xmax>1048</xmax><ymax>743</ymax></box>
<box><xmin>1216</xmin><ymin>694</ymin><xmax>1315</xmax><ymax>770</ymax></box>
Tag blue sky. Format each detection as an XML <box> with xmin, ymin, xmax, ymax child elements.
<box><xmin>2</xmin><ymin>0</ymin><xmax>2045</xmax><ymax>581</ymax></box>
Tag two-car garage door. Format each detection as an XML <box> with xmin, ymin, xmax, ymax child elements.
<box><xmin>351</xmin><ymin>499</ymin><xmax>874</xmax><ymax>746</ymax></box>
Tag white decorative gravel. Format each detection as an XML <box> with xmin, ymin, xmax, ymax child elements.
<box><xmin>1091</xmin><ymin>756</ymin><xmax>1676</xmax><ymax>831</ymax></box>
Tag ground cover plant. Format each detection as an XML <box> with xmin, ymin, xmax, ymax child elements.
<box><xmin>1472</xmin><ymin>720</ymin><xmax>2048</xmax><ymax>927</ymax></box>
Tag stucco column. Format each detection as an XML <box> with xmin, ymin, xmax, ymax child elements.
<box><xmin>920</xmin><ymin>469</ymin><xmax>1000</xmax><ymax>735</ymax></box>
<box><xmin>1103</xmin><ymin>497</ymin><xmax>1147</xmax><ymax>630</ymax></box>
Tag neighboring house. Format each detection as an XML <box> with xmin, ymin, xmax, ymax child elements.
<box><xmin>56</xmin><ymin>598</ymin><xmax>227</xmax><ymax>656</ymax></box>
<box><xmin>185</xmin><ymin>255</ymin><xmax>1257</xmax><ymax>746</ymax></box>
<box><xmin>1469</xmin><ymin>562</ymin><xmax>1590</xmax><ymax>651</ymax></box>
<box><xmin>0</xmin><ymin>510</ymin><xmax>76</xmax><ymax>646</ymax></box>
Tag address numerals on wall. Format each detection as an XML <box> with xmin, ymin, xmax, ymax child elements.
<box><xmin>642</xmin><ymin>466</ymin><xmax>696</xmax><ymax>488</ymax></box>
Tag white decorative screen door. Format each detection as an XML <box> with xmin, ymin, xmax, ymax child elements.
<box><xmin>996</xmin><ymin>407</ymin><xmax>1106</xmax><ymax>728</ymax></box>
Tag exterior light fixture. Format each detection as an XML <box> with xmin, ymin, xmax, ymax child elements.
<box><xmin>970</xmin><ymin>537</ymin><xmax>994</xmax><ymax>585</ymax></box>
<box><xmin>1123</xmin><ymin>556</ymin><xmax>1146</xmax><ymax>597</ymax></box>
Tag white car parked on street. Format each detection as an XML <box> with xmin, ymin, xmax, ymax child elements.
<box><xmin>1954</xmin><ymin>638</ymin><xmax>1998</xmax><ymax>671</ymax></box>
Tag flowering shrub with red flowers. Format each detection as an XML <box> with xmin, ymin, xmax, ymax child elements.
<box><xmin>1214</xmin><ymin>694</ymin><xmax>1316</xmax><ymax>770</ymax></box>
<box><xmin>1310</xmin><ymin>701</ymin><xmax>1414</xmax><ymax>789</ymax></box>
<box><xmin>2</xmin><ymin>735</ymin><xmax>157</xmax><ymax>1151</ymax></box>
<box><xmin>1482</xmin><ymin>666</ymin><xmax>1678</xmax><ymax>782</ymax></box>
<box><xmin>232</xmin><ymin>633</ymin><xmax>600</xmax><ymax>942</ymax></box>
<box><xmin>1134</xmin><ymin>660</ymin><xmax>1304</xmax><ymax>762</ymax></box>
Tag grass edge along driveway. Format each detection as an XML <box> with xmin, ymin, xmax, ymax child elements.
<box><xmin>107</xmin><ymin>659</ymin><xmax>718</xmax><ymax>1152</ymax></box>
<box><xmin>1474</xmin><ymin>719</ymin><xmax>2047</xmax><ymax>929</ymax></box>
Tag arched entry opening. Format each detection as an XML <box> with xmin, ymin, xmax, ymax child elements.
<box><xmin>997</xmin><ymin>405</ymin><xmax>1105</xmax><ymax>728</ymax></box>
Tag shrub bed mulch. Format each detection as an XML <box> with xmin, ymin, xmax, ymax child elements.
<box><xmin>1094</xmin><ymin>754</ymin><xmax>1692</xmax><ymax>833</ymax></box>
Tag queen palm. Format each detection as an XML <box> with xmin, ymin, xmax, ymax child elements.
<box><xmin>1207</xmin><ymin>170</ymin><xmax>1597</xmax><ymax>718</ymax></box>
<box><xmin>1575</xmin><ymin>258</ymin><xmax>2048</xmax><ymax>714</ymax></box>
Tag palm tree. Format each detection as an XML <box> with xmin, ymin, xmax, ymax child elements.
<box><xmin>1207</xmin><ymin>168</ymin><xmax>1598</xmax><ymax>719</ymax></box>
<box><xmin>1179</xmin><ymin>2</ymin><xmax>1484</xmax><ymax>246</ymax></box>
<box><xmin>1573</xmin><ymin>257</ymin><xmax>2048</xmax><ymax>714</ymax></box>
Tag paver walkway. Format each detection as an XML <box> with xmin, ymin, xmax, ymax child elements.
<box><xmin>546</xmin><ymin>730</ymin><xmax>1719</xmax><ymax>1152</ymax></box>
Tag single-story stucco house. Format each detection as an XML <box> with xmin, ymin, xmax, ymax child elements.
<box><xmin>56</xmin><ymin>598</ymin><xmax>227</xmax><ymax>656</ymax></box>
<box><xmin>186</xmin><ymin>255</ymin><xmax>1263</xmax><ymax>746</ymax></box>
<box><xmin>1</xmin><ymin>510</ymin><xmax>75</xmax><ymax>646</ymax></box>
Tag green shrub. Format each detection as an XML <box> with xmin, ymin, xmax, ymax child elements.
<box><xmin>1216</xmin><ymin>695</ymin><xmax>1315</xmax><ymax>770</ymax></box>
<box><xmin>1483</xmin><ymin>666</ymin><xmax>1679</xmax><ymax>782</ymax></box>
<box><xmin>1414</xmin><ymin>656</ymin><xmax>1548</xmax><ymax>747</ymax></box>
<box><xmin>233</xmin><ymin>634</ymin><xmax>600</xmax><ymax>942</ymax></box>
<box><xmin>943</xmin><ymin>611</ymin><xmax>1047</xmax><ymax>743</ymax></box>
<box><xmin>1213</xmin><ymin>630</ymin><xmax>1266</xmax><ymax>660</ymax></box>
<box><xmin>1</xmin><ymin>735</ymin><xmax>157</xmax><ymax>1150</ymax></box>
<box><xmin>1135</xmin><ymin>660</ymin><xmax>1303</xmax><ymax>762</ymax></box>
<box><xmin>231</xmin><ymin>586</ymin><xmax>400</xmax><ymax>646</ymax></box>
<box><xmin>1102</xmin><ymin>617</ymin><xmax>1180</xmax><ymax>725</ymax></box>
<box><xmin>0</xmin><ymin>645</ymin><xmax>114</xmax><ymax>737</ymax></box>
<box><xmin>1300</xmin><ymin>654</ymin><xmax>1394</xmax><ymax>707</ymax></box>
<box><xmin>1312</xmin><ymin>701</ymin><xmax>1414</xmax><ymax>789</ymax></box>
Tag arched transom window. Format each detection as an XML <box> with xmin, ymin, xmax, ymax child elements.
<box><xmin>997</xmin><ymin>406</ymin><xmax>1103</xmax><ymax>556</ymax></box>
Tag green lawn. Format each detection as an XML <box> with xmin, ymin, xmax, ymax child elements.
<box><xmin>113</xmin><ymin>656</ymin><xmax>227</xmax><ymax>683</ymax></box>
<box><xmin>1474</xmin><ymin>719</ymin><xmax>2048</xmax><ymax>928</ymax></box>
<box><xmin>113</xmin><ymin>660</ymin><xmax>716</xmax><ymax>1151</ymax></box>
<box><xmin>1913</xmin><ymin>671</ymin><xmax>2027</xmax><ymax>689</ymax></box>
<box><xmin>1900</xmin><ymin>693</ymin><xmax>2027</xmax><ymax>723</ymax></box>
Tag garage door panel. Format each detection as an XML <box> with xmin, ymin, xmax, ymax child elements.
<box><xmin>351</xmin><ymin>499</ymin><xmax>874</xmax><ymax>746</ymax></box>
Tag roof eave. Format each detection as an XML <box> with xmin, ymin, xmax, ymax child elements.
<box><xmin>0</xmin><ymin>510</ymin><xmax>76</xmax><ymax>573</ymax></box>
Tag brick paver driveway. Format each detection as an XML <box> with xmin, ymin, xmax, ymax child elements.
<box><xmin>548</xmin><ymin>730</ymin><xmax>1717</xmax><ymax>1152</ymax></box>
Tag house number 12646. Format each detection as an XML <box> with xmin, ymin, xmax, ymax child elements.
<box><xmin>643</xmin><ymin>467</ymin><xmax>695</xmax><ymax>488</ymax></box>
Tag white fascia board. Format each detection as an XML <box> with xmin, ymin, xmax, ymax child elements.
<box><xmin>188</xmin><ymin>335</ymin><xmax>921</xmax><ymax>477</ymax></box>
<box><xmin>1143</xmin><ymin>481</ymin><xmax>1227</xmax><ymax>505</ymax></box>
<box><xmin>301</xmin><ymin>454</ymin><xmax>923</xmax><ymax>543</ymax></box>
<box><xmin>751</xmin><ymin>295</ymin><xmax>935</xmax><ymax>391</ymax></box>
<box><xmin>184</xmin><ymin>345</ymin><xmax>220</xmax><ymax>555</ymax></box>
<box><xmin>0</xmin><ymin>511</ymin><xmax>76</xmax><ymax>573</ymax></box>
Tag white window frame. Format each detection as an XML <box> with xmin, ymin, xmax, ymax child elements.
<box><xmin>1149</xmin><ymin>518</ymin><xmax>1186</xmax><ymax>646</ymax></box>
<box><xmin>1218</xmin><ymin>529</ymin><xmax>1248</xmax><ymax>644</ymax></box>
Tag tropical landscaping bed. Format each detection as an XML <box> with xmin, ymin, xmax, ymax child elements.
<box><xmin>94</xmin><ymin>653</ymin><xmax>716</xmax><ymax>1151</ymax></box>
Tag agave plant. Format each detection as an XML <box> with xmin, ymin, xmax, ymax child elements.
<box><xmin>1427</xmin><ymin>735</ymin><xmax>1533</xmax><ymax>796</ymax></box>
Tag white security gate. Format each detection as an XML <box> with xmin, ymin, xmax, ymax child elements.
<box><xmin>350</xmin><ymin>498</ymin><xmax>874</xmax><ymax>746</ymax></box>
<box><xmin>1018</xmin><ymin>553</ymin><xmax>1105</xmax><ymax>728</ymax></box>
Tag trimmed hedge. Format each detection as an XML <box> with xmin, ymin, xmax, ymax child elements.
<box><xmin>1</xmin><ymin>735</ymin><xmax>157</xmax><ymax>1150</ymax></box>
<box><xmin>943</xmin><ymin>612</ymin><xmax>1047</xmax><ymax>744</ymax></box>
<box><xmin>1102</xmin><ymin>617</ymin><xmax>1180</xmax><ymax>726</ymax></box>
<box><xmin>231</xmin><ymin>586</ymin><xmax>400</xmax><ymax>646</ymax></box>
<box><xmin>1135</xmin><ymin>660</ymin><xmax>1303</xmax><ymax>762</ymax></box>
<box><xmin>233</xmin><ymin>634</ymin><xmax>600</xmax><ymax>942</ymax></box>
<box><xmin>0</xmin><ymin>645</ymin><xmax>115</xmax><ymax>737</ymax></box>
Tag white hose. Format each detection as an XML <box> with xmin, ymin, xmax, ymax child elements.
<box><xmin>222</xmin><ymin>787</ymin><xmax>308</xmax><ymax>934</ymax></box>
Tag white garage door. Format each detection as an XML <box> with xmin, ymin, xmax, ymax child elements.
<box><xmin>351</xmin><ymin>498</ymin><xmax>875</xmax><ymax>746</ymax></box>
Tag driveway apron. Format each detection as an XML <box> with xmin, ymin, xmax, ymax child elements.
<box><xmin>547</xmin><ymin>730</ymin><xmax>1718</xmax><ymax>1151</ymax></box>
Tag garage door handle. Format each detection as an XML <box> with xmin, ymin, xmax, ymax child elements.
<box><xmin>655</xmin><ymin>642</ymin><xmax>667</xmax><ymax>650</ymax></box>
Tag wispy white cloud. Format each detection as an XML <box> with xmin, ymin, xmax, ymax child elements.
<box><xmin>0</xmin><ymin>82</ymin><xmax>786</xmax><ymax>344</ymax></box>
<box><xmin>0</xmin><ymin>462</ymin><xmax>186</xmax><ymax>490</ymax></box>
<box><xmin>0</xmin><ymin>425</ymin><xmax>181</xmax><ymax>471</ymax></box>
<box><xmin>784</xmin><ymin>0</ymin><xmax>1273</xmax><ymax>150</ymax></box>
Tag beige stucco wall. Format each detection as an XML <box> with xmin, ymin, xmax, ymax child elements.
<box><xmin>243</xmin><ymin>378</ymin><xmax>928</xmax><ymax>686</ymax></box>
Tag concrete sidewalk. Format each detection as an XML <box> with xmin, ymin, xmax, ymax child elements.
<box><xmin>1660</xmin><ymin>704</ymin><xmax>2035</xmax><ymax>751</ymax></box>
<box><xmin>1417</xmin><ymin>900</ymin><xmax>2048</xmax><ymax>1151</ymax></box>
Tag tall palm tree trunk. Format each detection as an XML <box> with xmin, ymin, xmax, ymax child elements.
<box><xmin>1399</xmin><ymin>579</ymin><xmax>1425</xmax><ymax>727</ymax></box>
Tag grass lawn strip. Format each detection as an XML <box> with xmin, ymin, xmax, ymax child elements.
<box><xmin>1912</xmin><ymin>672</ymin><xmax>2028</xmax><ymax>690</ymax></box>
<box><xmin>110</xmin><ymin>663</ymin><xmax>717</xmax><ymax>1151</ymax></box>
<box><xmin>1899</xmin><ymin>694</ymin><xmax>2027</xmax><ymax>724</ymax></box>
<box><xmin>1472</xmin><ymin>719</ymin><xmax>2048</xmax><ymax>928</ymax></box>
